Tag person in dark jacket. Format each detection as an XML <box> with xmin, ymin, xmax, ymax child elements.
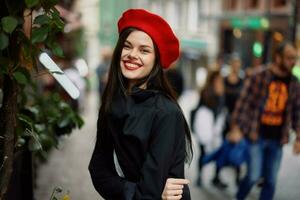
<box><xmin>231</xmin><ymin>41</ymin><xmax>300</xmax><ymax>200</ymax></box>
<box><xmin>89</xmin><ymin>9</ymin><xmax>193</xmax><ymax>200</ymax></box>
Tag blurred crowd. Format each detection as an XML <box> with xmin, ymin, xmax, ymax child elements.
<box><xmin>190</xmin><ymin>41</ymin><xmax>299</xmax><ymax>200</ymax></box>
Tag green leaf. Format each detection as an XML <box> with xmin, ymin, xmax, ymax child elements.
<box><xmin>58</xmin><ymin>117</ymin><xmax>71</xmax><ymax>128</ymax></box>
<box><xmin>51</xmin><ymin>43</ymin><xmax>64</xmax><ymax>57</ymax></box>
<box><xmin>28</xmin><ymin>106</ymin><xmax>39</xmax><ymax>115</ymax></box>
<box><xmin>53</xmin><ymin>18</ymin><xmax>64</xmax><ymax>30</ymax></box>
<box><xmin>34</xmin><ymin>124</ymin><xmax>46</xmax><ymax>132</ymax></box>
<box><xmin>50</xmin><ymin>8</ymin><xmax>64</xmax><ymax>30</ymax></box>
<box><xmin>15</xmin><ymin>67</ymin><xmax>31</xmax><ymax>83</ymax></box>
<box><xmin>16</xmin><ymin>137</ymin><xmax>26</xmax><ymax>147</ymax></box>
<box><xmin>28</xmin><ymin>137</ymin><xmax>42</xmax><ymax>151</ymax></box>
<box><xmin>31</xmin><ymin>26</ymin><xmax>50</xmax><ymax>43</ymax></box>
<box><xmin>47</xmin><ymin>40</ymin><xmax>64</xmax><ymax>57</ymax></box>
<box><xmin>13</xmin><ymin>71</ymin><xmax>28</xmax><ymax>85</ymax></box>
<box><xmin>75</xmin><ymin>115</ymin><xmax>84</xmax><ymax>128</ymax></box>
<box><xmin>18</xmin><ymin>113</ymin><xmax>34</xmax><ymax>126</ymax></box>
<box><xmin>25</xmin><ymin>0</ymin><xmax>39</xmax><ymax>8</ymax></box>
<box><xmin>58</xmin><ymin>101</ymin><xmax>69</xmax><ymax>109</ymax></box>
<box><xmin>0</xmin><ymin>32</ymin><xmax>9</xmax><ymax>50</ymax></box>
<box><xmin>41</xmin><ymin>0</ymin><xmax>59</xmax><ymax>10</ymax></box>
<box><xmin>50</xmin><ymin>7</ymin><xmax>60</xmax><ymax>18</ymax></box>
<box><xmin>1</xmin><ymin>16</ymin><xmax>18</xmax><ymax>33</ymax></box>
<box><xmin>39</xmin><ymin>134</ymin><xmax>55</xmax><ymax>149</ymax></box>
<box><xmin>34</xmin><ymin>14</ymin><xmax>50</xmax><ymax>25</ymax></box>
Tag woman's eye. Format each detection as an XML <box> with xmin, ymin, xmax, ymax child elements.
<box><xmin>123</xmin><ymin>44</ymin><xmax>131</xmax><ymax>49</ymax></box>
<box><xmin>141</xmin><ymin>49</ymin><xmax>150</xmax><ymax>54</ymax></box>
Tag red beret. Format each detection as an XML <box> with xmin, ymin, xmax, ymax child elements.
<box><xmin>118</xmin><ymin>9</ymin><xmax>179</xmax><ymax>69</ymax></box>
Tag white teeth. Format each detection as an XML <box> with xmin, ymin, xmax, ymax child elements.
<box><xmin>126</xmin><ymin>63</ymin><xmax>139</xmax><ymax>68</ymax></box>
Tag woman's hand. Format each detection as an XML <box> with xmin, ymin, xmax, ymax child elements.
<box><xmin>161</xmin><ymin>178</ymin><xmax>189</xmax><ymax>200</ymax></box>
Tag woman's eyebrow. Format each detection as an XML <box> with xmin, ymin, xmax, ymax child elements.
<box><xmin>125</xmin><ymin>40</ymin><xmax>152</xmax><ymax>49</ymax></box>
<box><xmin>124</xmin><ymin>40</ymin><xmax>132</xmax><ymax>45</ymax></box>
<box><xmin>140</xmin><ymin>45</ymin><xmax>153</xmax><ymax>49</ymax></box>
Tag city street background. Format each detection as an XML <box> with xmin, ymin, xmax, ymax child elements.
<box><xmin>25</xmin><ymin>0</ymin><xmax>300</xmax><ymax>200</ymax></box>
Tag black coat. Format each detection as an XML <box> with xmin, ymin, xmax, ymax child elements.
<box><xmin>89</xmin><ymin>87</ymin><xmax>190</xmax><ymax>200</ymax></box>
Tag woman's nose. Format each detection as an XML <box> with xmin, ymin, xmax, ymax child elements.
<box><xmin>128</xmin><ymin>48</ymin><xmax>138</xmax><ymax>59</ymax></box>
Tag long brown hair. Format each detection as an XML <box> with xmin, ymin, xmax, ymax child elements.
<box><xmin>200</xmin><ymin>70</ymin><xmax>222</xmax><ymax>110</ymax></box>
<box><xmin>98</xmin><ymin>27</ymin><xmax>193</xmax><ymax>162</ymax></box>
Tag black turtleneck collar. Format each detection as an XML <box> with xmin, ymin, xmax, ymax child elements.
<box><xmin>129</xmin><ymin>86</ymin><xmax>159</xmax><ymax>103</ymax></box>
<box><xmin>109</xmin><ymin>87</ymin><xmax>159</xmax><ymax>120</ymax></box>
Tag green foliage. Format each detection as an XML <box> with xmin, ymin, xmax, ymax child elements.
<box><xmin>31</xmin><ymin>26</ymin><xmax>50</xmax><ymax>44</ymax></box>
<box><xmin>0</xmin><ymin>32</ymin><xmax>9</xmax><ymax>50</ymax></box>
<box><xmin>17</xmin><ymin>88</ymin><xmax>84</xmax><ymax>159</ymax></box>
<box><xmin>41</xmin><ymin>0</ymin><xmax>59</xmax><ymax>11</ymax></box>
<box><xmin>0</xmin><ymin>0</ymin><xmax>84</xmax><ymax>160</ymax></box>
<box><xmin>34</xmin><ymin>14</ymin><xmax>50</xmax><ymax>25</ymax></box>
<box><xmin>1</xmin><ymin>16</ymin><xmax>18</xmax><ymax>34</ymax></box>
<box><xmin>46</xmin><ymin>39</ymin><xmax>64</xmax><ymax>57</ymax></box>
<box><xmin>25</xmin><ymin>0</ymin><xmax>39</xmax><ymax>8</ymax></box>
<box><xmin>13</xmin><ymin>71</ymin><xmax>28</xmax><ymax>85</ymax></box>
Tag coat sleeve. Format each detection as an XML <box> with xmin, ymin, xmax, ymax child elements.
<box><xmin>132</xmin><ymin>108</ymin><xmax>186</xmax><ymax>199</ymax></box>
<box><xmin>88</xmin><ymin>117</ymin><xmax>126</xmax><ymax>199</ymax></box>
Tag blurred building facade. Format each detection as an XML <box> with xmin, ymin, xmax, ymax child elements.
<box><xmin>220</xmin><ymin>0</ymin><xmax>299</xmax><ymax>68</ymax></box>
<box><xmin>98</xmin><ymin>0</ymin><xmax>222</xmax><ymax>89</ymax></box>
<box><xmin>74</xmin><ymin>0</ymin><xmax>100</xmax><ymax>70</ymax></box>
<box><xmin>96</xmin><ymin>0</ymin><xmax>299</xmax><ymax>89</ymax></box>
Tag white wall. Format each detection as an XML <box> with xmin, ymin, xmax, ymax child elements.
<box><xmin>187</xmin><ymin>0</ymin><xmax>198</xmax><ymax>33</ymax></box>
<box><xmin>75</xmin><ymin>0</ymin><xmax>100</xmax><ymax>70</ymax></box>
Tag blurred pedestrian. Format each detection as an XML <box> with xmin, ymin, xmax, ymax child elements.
<box><xmin>230</xmin><ymin>41</ymin><xmax>300</xmax><ymax>200</ymax></box>
<box><xmin>245</xmin><ymin>57</ymin><xmax>263</xmax><ymax>78</ymax></box>
<box><xmin>223</xmin><ymin>53</ymin><xmax>244</xmax><ymax>137</ymax></box>
<box><xmin>193</xmin><ymin>70</ymin><xmax>226</xmax><ymax>187</ymax></box>
<box><xmin>222</xmin><ymin>53</ymin><xmax>245</xmax><ymax>185</ymax></box>
<box><xmin>88</xmin><ymin>9</ymin><xmax>192</xmax><ymax>199</ymax></box>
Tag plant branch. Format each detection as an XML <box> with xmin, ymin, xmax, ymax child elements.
<box><xmin>0</xmin><ymin>156</ymin><xmax>8</xmax><ymax>173</ymax></box>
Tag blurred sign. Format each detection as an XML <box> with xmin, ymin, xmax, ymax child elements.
<box><xmin>181</xmin><ymin>39</ymin><xmax>207</xmax><ymax>49</ymax></box>
<box><xmin>230</xmin><ymin>17</ymin><xmax>269</xmax><ymax>30</ymax></box>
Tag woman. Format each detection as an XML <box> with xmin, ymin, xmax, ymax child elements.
<box><xmin>193</xmin><ymin>70</ymin><xmax>226</xmax><ymax>187</ymax></box>
<box><xmin>89</xmin><ymin>9</ymin><xmax>193</xmax><ymax>199</ymax></box>
<box><xmin>193</xmin><ymin>70</ymin><xmax>247</xmax><ymax>189</ymax></box>
<box><xmin>222</xmin><ymin>54</ymin><xmax>244</xmax><ymax>185</ymax></box>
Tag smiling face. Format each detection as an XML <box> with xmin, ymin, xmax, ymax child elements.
<box><xmin>120</xmin><ymin>30</ymin><xmax>156</xmax><ymax>88</ymax></box>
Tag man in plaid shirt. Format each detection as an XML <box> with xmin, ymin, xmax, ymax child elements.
<box><xmin>229</xmin><ymin>41</ymin><xmax>300</xmax><ymax>200</ymax></box>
